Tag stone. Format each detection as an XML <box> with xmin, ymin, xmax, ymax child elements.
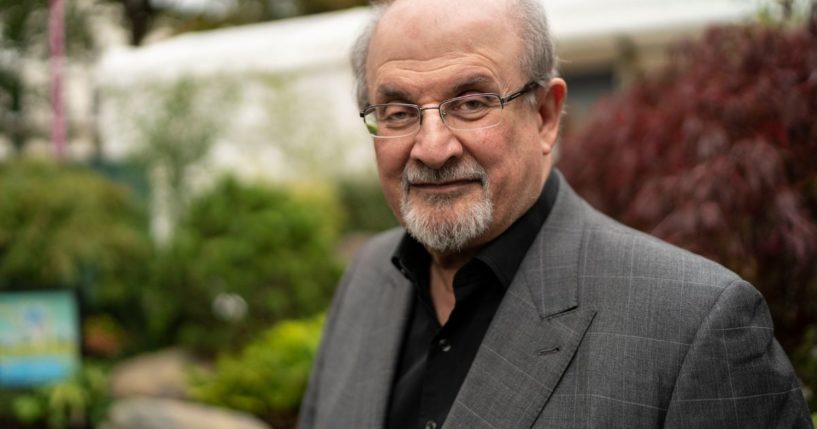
<box><xmin>99</xmin><ymin>397</ymin><xmax>271</xmax><ymax>429</ymax></box>
<box><xmin>109</xmin><ymin>348</ymin><xmax>194</xmax><ymax>399</ymax></box>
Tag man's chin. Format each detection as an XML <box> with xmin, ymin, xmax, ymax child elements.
<box><xmin>403</xmin><ymin>201</ymin><xmax>467</xmax><ymax>226</ymax></box>
<box><xmin>400</xmin><ymin>193</ymin><xmax>494</xmax><ymax>254</ymax></box>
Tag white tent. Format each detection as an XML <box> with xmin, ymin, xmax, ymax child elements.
<box><xmin>98</xmin><ymin>1</ymin><xmax>760</xmax><ymax>83</ymax></box>
<box><xmin>95</xmin><ymin>0</ymin><xmax>760</xmax><ymax>181</ymax></box>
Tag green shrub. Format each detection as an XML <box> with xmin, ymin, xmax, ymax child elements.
<box><xmin>335</xmin><ymin>175</ymin><xmax>398</xmax><ymax>233</ymax></box>
<box><xmin>0</xmin><ymin>160</ymin><xmax>152</xmax><ymax>330</ymax></box>
<box><xmin>145</xmin><ymin>177</ymin><xmax>341</xmax><ymax>354</ymax></box>
<box><xmin>0</xmin><ymin>362</ymin><xmax>111</xmax><ymax>429</ymax></box>
<box><xmin>793</xmin><ymin>327</ymin><xmax>817</xmax><ymax>414</ymax></box>
<box><xmin>189</xmin><ymin>313</ymin><xmax>324</xmax><ymax>428</ymax></box>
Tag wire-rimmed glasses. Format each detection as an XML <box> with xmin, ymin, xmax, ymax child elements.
<box><xmin>360</xmin><ymin>81</ymin><xmax>540</xmax><ymax>139</ymax></box>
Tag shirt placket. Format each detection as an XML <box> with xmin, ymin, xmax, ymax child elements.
<box><xmin>415</xmin><ymin>267</ymin><xmax>484</xmax><ymax>429</ymax></box>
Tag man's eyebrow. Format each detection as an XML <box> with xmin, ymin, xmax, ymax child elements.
<box><xmin>375</xmin><ymin>85</ymin><xmax>413</xmax><ymax>103</ymax></box>
<box><xmin>449</xmin><ymin>75</ymin><xmax>497</xmax><ymax>95</ymax></box>
<box><xmin>373</xmin><ymin>75</ymin><xmax>498</xmax><ymax>103</ymax></box>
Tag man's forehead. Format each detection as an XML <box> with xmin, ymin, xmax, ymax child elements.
<box><xmin>375</xmin><ymin>0</ymin><xmax>512</xmax><ymax>40</ymax></box>
<box><xmin>385</xmin><ymin>0</ymin><xmax>509</xmax><ymax>18</ymax></box>
<box><xmin>367</xmin><ymin>0</ymin><xmax>522</xmax><ymax>87</ymax></box>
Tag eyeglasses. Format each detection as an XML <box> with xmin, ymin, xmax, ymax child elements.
<box><xmin>360</xmin><ymin>81</ymin><xmax>540</xmax><ymax>139</ymax></box>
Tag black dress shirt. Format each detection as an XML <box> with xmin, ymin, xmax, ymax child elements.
<box><xmin>386</xmin><ymin>171</ymin><xmax>560</xmax><ymax>429</ymax></box>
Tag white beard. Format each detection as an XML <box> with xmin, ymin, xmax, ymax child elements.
<box><xmin>400</xmin><ymin>158</ymin><xmax>493</xmax><ymax>253</ymax></box>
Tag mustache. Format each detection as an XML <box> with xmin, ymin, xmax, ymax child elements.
<box><xmin>401</xmin><ymin>159</ymin><xmax>488</xmax><ymax>190</ymax></box>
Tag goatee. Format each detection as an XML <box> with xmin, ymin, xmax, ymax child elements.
<box><xmin>400</xmin><ymin>158</ymin><xmax>493</xmax><ymax>253</ymax></box>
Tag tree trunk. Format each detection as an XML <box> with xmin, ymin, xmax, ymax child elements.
<box><xmin>122</xmin><ymin>0</ymin><xmax>155</xmax><ymax>46</ymax></box>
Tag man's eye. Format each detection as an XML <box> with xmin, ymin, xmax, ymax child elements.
<box><xmin>385</xmin><ymin>111</ymin><xmax>410</xmax><ymax>120</ymax></box>
<box><xmin>379</xmin><ymin>106</ymin><xmax>417</xmax><ymax>125</ymax></box>
<box><xmin>460</xmin><ymin>99</ymin><xmax>489</xmax><ymax>111</ymax></box>
<box><xmin>446</xmin><ymin>96</ymin><xmax>499</xmax><ymax>120</ymax></box>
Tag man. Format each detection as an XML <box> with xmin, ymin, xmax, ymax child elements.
<box><xmin>299</xmin><ymin>0</ymin><xmax>813</xmax><ymax>427</ymax></box>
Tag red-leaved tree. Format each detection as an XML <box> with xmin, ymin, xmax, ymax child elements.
<box><xmin>559</xmin><ymin>19</ymin><xmax>817</xmax><ymax>390</ymax></box>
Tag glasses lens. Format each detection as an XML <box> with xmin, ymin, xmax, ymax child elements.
<box><xmin>363</xmin><ymin>104</ymin><xmax>420</xmax><ymax>138</ymax></box>
<box><xmin>442</xmin><ymin>94</ymin><xmax>503</xmax><ymax>130</ymax></box>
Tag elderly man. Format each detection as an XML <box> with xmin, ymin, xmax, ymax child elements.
<box><xmin>299</xmin><ymin>0</ymin><xmax>812</xmax><ymax>427</ymax></box>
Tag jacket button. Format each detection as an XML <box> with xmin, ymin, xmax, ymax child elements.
<box><xmin>425</xmin><ymin>420</ymin><xmax>437</xmax><ymax>429</ymax></box>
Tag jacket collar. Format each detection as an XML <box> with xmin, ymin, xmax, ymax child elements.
<box><xmin>443</xmin><ymin>171</ymin><xmax>597</xmax><ymax>428</ymax></box>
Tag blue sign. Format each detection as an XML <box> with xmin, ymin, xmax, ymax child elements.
<box><xmin>0</xmin><ymin>290</ymin><xmax>81</xmax><ymax>387</ymax></box>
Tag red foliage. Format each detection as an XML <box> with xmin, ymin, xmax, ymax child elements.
<box><xmin>559</xmin><ymin>21</ymin><xmax>817</xmax><ymax>354</ymax></box>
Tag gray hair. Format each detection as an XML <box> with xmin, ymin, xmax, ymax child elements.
<box><xmin>350</xmin><ymin>0</ymin><xmax>559</xmax><ymax>110</ymax></box>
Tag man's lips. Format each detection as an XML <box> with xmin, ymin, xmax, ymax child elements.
<box><xmin>409</xmin><ymin>179</ymin><xmax>481</xmax><ymax>193</ymax></box>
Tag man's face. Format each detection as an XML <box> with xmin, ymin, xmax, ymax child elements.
<box><xmin>367</xmin><ymin>0</ymin><xmax>565</xmax><ymax>255</ymax></box>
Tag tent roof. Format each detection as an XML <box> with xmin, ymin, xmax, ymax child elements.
<box><xmin>97</xmin><ymin>0</ymin><xmax>760</xmax><ymax>86</ymax></box>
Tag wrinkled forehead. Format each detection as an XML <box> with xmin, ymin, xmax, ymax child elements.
<box><xmin>366</xmin><ymin>0</ymin><xmax>525</xmax><ymax>86</ymax></box>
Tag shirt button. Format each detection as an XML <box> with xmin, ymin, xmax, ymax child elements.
<box><xmin>424</xmin><ymin>420</ymin><xmax>438</xmax><ymax>429</ymax></box>
<box><xmin>438</xmin><ymin>338</ymin><xmax>451</xmax><ymax>352</ymax></box>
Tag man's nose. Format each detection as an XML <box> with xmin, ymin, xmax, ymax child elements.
<box><xmin>409</xmin><ymin>108</ymin><xmax>463</xmax><ymax>170</ymax></box>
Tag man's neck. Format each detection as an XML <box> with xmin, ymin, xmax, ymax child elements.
<box><xmin>428</xmin><ymin>248</ymin><xmax>476</xmax><ymax>325</ymax></box>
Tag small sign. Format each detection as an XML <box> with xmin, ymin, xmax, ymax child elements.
<box><xmin>0</xmin><ymin>290</ymin><xmax>81</xmax><ymax>387</ymax></box>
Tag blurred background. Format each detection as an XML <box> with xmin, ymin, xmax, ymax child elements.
<box><xmin>0</xmin><ymin>0</ymin><xmax>815</xmax><ymax>427</ymax></box>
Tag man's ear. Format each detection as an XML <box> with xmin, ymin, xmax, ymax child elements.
<box><xmin>536</xmin><ymin>78</ymin><xmax>567</xmax><ymax>155</ymax></box>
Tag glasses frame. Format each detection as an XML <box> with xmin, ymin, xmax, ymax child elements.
<box><xmin>360</xmin><ymin>81</ymin><xmax>541</xmax><ymax>139</ymax></box>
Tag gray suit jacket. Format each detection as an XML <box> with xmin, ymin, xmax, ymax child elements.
<box><xmin>299</xmin><ymin>175</ymin><xmax>812</xmax><ymax>428</ymax></box>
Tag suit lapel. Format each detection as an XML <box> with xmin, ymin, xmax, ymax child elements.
<box><xmin>445</xmin><ymin>175</ymin><xmax>596</xmax><ymax>428</ymax></box>
<box><xmin>353</xmin><ymin>264</ymin><xmax>414</xmax><ymax>428</ymax></box>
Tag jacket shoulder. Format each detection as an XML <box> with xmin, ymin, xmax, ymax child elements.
<box><xmin>581</xmin><ymin>206</ymin><xmax>742</xmax><ymax>293</ymax></box>
<box><xmin>354</xmin><ymin>227</ymin><xmax>404</xmax><ymax>263</ymax></box>
<box><xmin>342</xmin><ymin>227</ymin><xmax>405</xmax><ymax>279</ymax></box>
